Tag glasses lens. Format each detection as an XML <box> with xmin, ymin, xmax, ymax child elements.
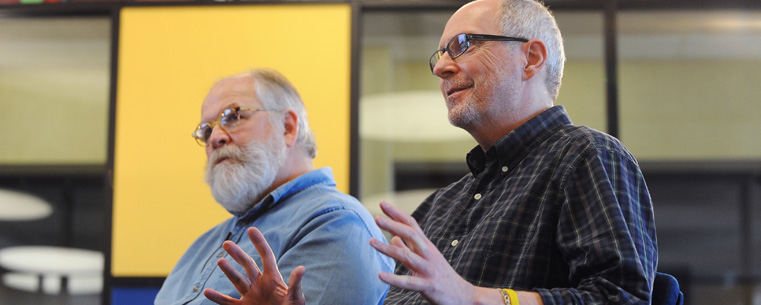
<box><xmin>449</xmin><ymin>33</ymin><xmax>469</xmax><ymax>58</ymax></box>
<box><xmin>202</xmin><ymin>124</ymin><xmax>213</xmax><ymax>143</ymax></box>
<box><xmin>429</xmin><ymin>51</ymin><xmax>442</xmax><ymax>72</ymax></box>
<box><xmin>219</xmin><ymin>107</ymin><xmax>241</xmax><ymax>131</ymax></box>
<box><xmin>193</xmin><ymin>123</ymin><xmax>212</xmax><ymax>146</ymax></box>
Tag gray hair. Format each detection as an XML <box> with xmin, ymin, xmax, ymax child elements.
<box><xmin>249</xmin><ymin>69</ymin><xmax>317</xmax><ymax>159</ymax></box>
<box><xmin>498</xmin><ymin>0</ymin><xmax>566</xmax><ymax>100</ymax></box>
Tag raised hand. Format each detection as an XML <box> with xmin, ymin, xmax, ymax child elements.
<box><xmin>204</xmin><ymin>227</ymin><xmax>306</xmax><ymax>305</ymax></box>
<box><xmin>369</xmin><ymin>201</ymin><xmax>480</xmax><ymax>305</ymax></box>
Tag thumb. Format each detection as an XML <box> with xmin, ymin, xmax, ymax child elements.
<box><xmin>288</xmin><ymin>266</ymin><xmax>306</xmax><ymax>303</ymax></box>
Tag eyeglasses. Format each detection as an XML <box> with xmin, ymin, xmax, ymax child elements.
<box><xmin>429</xmin><ymin>33</ymin><xmax>529</xmax><ymax>73</ymax></box>
<box><xmin>191</xmin><ymin>106</ymin><xmax>265</xmax><ymax>146</ymax></box>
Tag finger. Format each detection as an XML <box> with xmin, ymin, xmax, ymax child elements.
<box><xmin>389</xmin><ymin>235</ymin><xmax>416</xmax><ymax>254</ymax></box>
<box><xmin>380</xmin><ymin>201</ymin><xmax>420</xmax><ymax>229</ymax></box>
<box><xmin>222</xmin><ymin>240</ymin><xmax>261</xmax><ymax>284</ymax></box>
<box><xmin>287</xmin><ymin>266</ymin><xmax>306</xmax><ymax>302</ymax></box>
<box><xmin>369</xmin><ymin>237</ymin><xmax>427</xmax><ymax>272</ymax></box>
<box><xmin>375</xmin><ymin>215</ymin><xmax>430</xmax><ymax>255</ymax></box>
<box><xmin>390</xmin><ymin>235</ymin><xmax>408</xmax><ymax>248</ymax></box>
<box><xmin>217</xmin><ymin>258</ymin><xmax>251</xmax><ymax>295</ymax></box>
<box><xmin>378</xmin><ymin>270</ymin><xmax>428</xmax><ymax>292</ymax></box>
<box><xmin>247</xmin><ymin>227</ymin><xmax>284</xmax><ymax>280</ymax></box>
<box><xmin>378</xmin><ymin>201</ymin><xmax>424</xmax><ymax>236</ymax></box>
<box><xmin>203</xmin><ymin>288</ymin><xmax>241</xmax><ymax>305</ymax></box>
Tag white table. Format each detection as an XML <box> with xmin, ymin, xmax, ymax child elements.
<box><xmin>0</xmin><ymin>246</ymin><xmax>103</xmax><ymax>294</ymax></box>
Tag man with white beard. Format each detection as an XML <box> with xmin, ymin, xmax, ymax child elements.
<box><xmin>154</xmin><ymin>69</ymin><xmax>394</xmax><ymax>305</ymax></box>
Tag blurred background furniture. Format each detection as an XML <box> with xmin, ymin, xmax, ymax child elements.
<box><xmin>0</xmin><ymin>246</ymin><xmax>103</xmax><ymax>295</ymax></box>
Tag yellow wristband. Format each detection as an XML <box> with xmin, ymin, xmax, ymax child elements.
<box><xmin>499</xmin><ymin>289</ymin><xmax>511</xmax><ymax>305</ymax></box>
<box><xmin>506</xmin><ymin>288</ymin><xmax>520</xmax><ymax>305</ymax></box>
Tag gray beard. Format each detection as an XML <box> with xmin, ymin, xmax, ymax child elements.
<box><xmin>447</xmin><ymin>97</ymin><xmax>479</xmax><ymax>127</ymax></box>
<box><xmin>204</xmin><ymin>134</ymin><xmax>287</xmax><ymax>214</ymax></box>
<box><xmin>447</xmin><ymin>66</ymin><xmax>517</xmax><ymax>128</ymax></box>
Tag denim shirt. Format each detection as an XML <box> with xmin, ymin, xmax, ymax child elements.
<box><xmin>155</xmin><ymin>168</ymin><xmax>394</xmax><ymax>305</ymax></box>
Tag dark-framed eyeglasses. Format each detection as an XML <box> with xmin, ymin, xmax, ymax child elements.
<box><xmin>429</xmin><ymin>33</ymin><xmax>529</xmax><ymax>73</ymax></box>
<box><xmin>191</xmin><ymin>106</ymin><xmax>266</xmax><ymax>146</ymax></box>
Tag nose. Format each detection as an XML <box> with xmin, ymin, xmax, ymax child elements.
<box><xmin>207</xmin><ymin>124</ymin><xmax>231</xmax><ymax>150</ymax></box>
<box><xmin>432</xmin><ymin>51</ymin><xmax>457</xmax><ymax>78</ymax></box>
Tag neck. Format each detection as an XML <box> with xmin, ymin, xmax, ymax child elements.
<box><xmin>466</xmin><ymin>78</ymin><xmax>554</xmax><ymax>151</ymax></box>
<box><xmin>266</xmin><ymin>147</ymin><xmax>315</xmax><ymax>196</ymax></box>
<box><xmin>468</xmin><ymin>104</ymin><xmax>551</xmax><ymax>152</ymax></box>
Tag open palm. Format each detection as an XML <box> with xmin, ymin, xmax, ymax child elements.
<box><xmin>204</xmin><ymin>227</ymin><xmax>306</xmax><ymax>305</ymax></box>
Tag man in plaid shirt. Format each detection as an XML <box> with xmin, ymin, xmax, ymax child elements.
<box><xmin>205</xmin><ymin>0</ymin><xmax>657</xmax><ymax>304</ymax></box>
<box><xmin>373</xmin><ymin>0</ymin><xmax>657</xmax><ymax>304</ymax></box>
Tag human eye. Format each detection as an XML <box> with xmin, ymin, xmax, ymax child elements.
<box><xmin>448</xmin><ymin>34</ymin><xmax>469</xmax><ymax>57</ymax></box>
<box><xmin>223</xmin><ymin>107</ymin><xmax>241</xmax><ymax>120</ymax></box>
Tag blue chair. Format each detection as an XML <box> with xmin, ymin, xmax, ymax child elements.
<box><xmin>652</xmin><ymin>272</ymin><xmax>684</xmax><ymax>305</ymax></box>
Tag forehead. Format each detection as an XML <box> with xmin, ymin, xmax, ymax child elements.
<box><xmin>201</xmin><ymin>75</ymin><xmax>260</xmax><ymax>120</ymax></box>
<box><xmin>440</xmin><ymin>0</ymin><xmax>501</xmax><ymax>46</ymax></box>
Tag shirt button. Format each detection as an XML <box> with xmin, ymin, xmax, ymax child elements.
<box><xmin>451</xmin><ymin>240</ymin><xmax>459</xmax><ymax>247</ymax></box>
<box><xmin>502</xmin><ymin>166</ymin><xmax>509</xmax><ymax>172</ymax></box>
<box><xmin>218</xmin><ymin>252</ymin><xmax>225</xmax><ymax>258</ymax></box>
<box><xmin>192</xmin><ymin>286</ymin><xmax>200</xmax><ymax>292</ymax></box>
<box><xmin>474</xmin><ymin>193</ymin><xmax>482</xmax><ymax>200</ymax></box>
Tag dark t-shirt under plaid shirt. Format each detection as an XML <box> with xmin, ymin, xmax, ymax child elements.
<box><xmin>384</xmin><ymin>106</ymin><xmax>658</xmax><ymax>305</ymax></box>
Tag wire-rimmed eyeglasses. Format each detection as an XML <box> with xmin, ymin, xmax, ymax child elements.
<box><xmin>191</xmin><ymin>106</ymin><xmax>266</xmax><ymax>146</ymax></box>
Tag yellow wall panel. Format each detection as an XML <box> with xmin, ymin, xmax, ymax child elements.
<box><xmin>113</xmin><ymin>4</ymin><xmax>351</xmax><ymax>277</ymax></box>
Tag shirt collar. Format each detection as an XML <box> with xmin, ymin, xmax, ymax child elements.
<box><xmin>235</xmin><ymin>167</ymin><xmax>336</xmax><ymax>221</ymax></box>
<box><xmin>466</xmin><ymin>106</ymin><xmax>572</xmax><ymax>175</ymax></box>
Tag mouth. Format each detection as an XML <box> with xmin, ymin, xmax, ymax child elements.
<box><xmin>446</xmin><ymin>85</ymin><xmax>472</xmax><ymax>97</ymax></box>
<box><xmin>213</xmin><ymin>155</ymin><xmax>236</xmax><ymax>166</ymax></box>
<box><xmin>215</xmin><ymin>157</ymin><xmax>229</xmax><ymax>165</ymax></box>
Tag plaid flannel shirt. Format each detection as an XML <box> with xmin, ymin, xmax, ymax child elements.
<box><xmin>385</xmin><ymin>106</ymin><xmax>657</xmax><ymax>305</ymax></box>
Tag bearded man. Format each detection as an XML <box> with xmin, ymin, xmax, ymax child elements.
<box><xmin>154</xmin><ymin>69</ymin><xmax>394</xmax><ymax>305</ymax></box>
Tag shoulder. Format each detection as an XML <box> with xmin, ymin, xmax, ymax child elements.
<box><xmin>294</xmin><ymin>184</ymin><xmax>369</xmax><ymax>218</ymax></box>
<box><xmin>280</xmin><ymin>185</ymin><xmax>382</xmax><ymax>238</ymax></box>
<box><xmin>550</xmin><ymin>124</ymin><xmax>638</xmax><ymax>165</ymax></box>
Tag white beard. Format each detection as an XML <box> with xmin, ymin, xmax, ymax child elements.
<box><xmin>204</xmin><ymin>133</ymin><xmax>287</xmax><ymax>214</ymax></box>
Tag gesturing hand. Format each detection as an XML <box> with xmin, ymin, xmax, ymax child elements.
<box><xmin>204</xmin><ymin>227</ymin><xmax>306</xmax><ymax>305</ymax></box>
<box><xmin>369</xmin><ymin>201</ymin><xmax>478</xmax><ymax>305</ymax></box>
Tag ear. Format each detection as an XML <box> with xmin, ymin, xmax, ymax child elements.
<box><xmin>282</xmin><ymin>109</ymin><xmax>299</xmax><ymax>148</ymax></box>
<box><xmin>522</xmin><ymin>39</ymin><xmax>547</xmax><ymax>80</ymax></box>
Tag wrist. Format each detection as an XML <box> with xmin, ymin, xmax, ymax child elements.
<box><xmin>498</xmin><ymin>288</ymin><xmax>519</xmax><ymax>305</ymax></box>
<box><xmin>470</xmin><ymin>286</ymin><xmax>504</xmax><ymax>305</ymax></box>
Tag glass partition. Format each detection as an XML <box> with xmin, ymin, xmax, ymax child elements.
<box><xmin>0</xmin><ymin>16</ymin><xmax>110</xmax><ymax>304</ymax></box>
<box><xmin>360</xmin><ymin>10</ymin><xmax>463</xmax><ymax>217</ymax></box>
<box><xmin>619</xmin><ymin>11</ymin><xmax>761</xmax><ymax>161</ymax></box>
<box><xmin>619</xmin><ymin>10</ymin><xmax>761</xmax><ymax>304</ymax></box>
<box><xmin>0</xmin><ymin>16</ymin><xmax>110</xmax><ymax>165</ymax></box>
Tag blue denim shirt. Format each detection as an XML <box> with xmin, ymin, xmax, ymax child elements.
<box><xmin>155</xmin><ymin>168</ymin><xmax>394</xmax><ymax>305</ymax></box>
